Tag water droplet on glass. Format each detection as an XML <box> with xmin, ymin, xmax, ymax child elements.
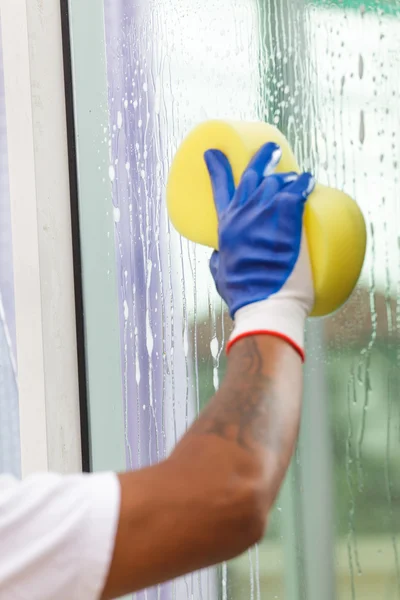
<box><xmin>113</xmin><ymin>206</ymin><xmax>121</xmax><ymax>223</ymax></box>
<box><xmin>358</xmin><ymin>54</ymin><xmax>364</xmax><ymax>79</ymax></box>
<box><xmin>359</xmin><ymin>110</ymin><xmax>365</xmax><ymax>144</ymax></box>
<box><xmin>210</xmin><ymin>337</ymin><xmax>218</xmax><ymax>358</ymax></box>
<box><xmin>123</xmin><ymin>300</ymin><xmax>129</xmax><ymax>320</ymax></box>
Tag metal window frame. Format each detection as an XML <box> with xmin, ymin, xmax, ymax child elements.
<box><xmin>64</xmin><ymin>0</ymin><xmax>126</xmax><ymax>474</ymax></box>
<box><xmin>0</xmin><ymin>0</ymin><xmax>84</xmax><ymax>476</ymax></box>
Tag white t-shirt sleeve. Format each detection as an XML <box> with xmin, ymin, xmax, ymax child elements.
<box><xmin>0</xmin><ymin>471</ymin><xmax>120</xmax><ymax>600</ymax></box>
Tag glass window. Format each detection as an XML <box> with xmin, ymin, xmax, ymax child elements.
<box><xmin>0</xmin><ymin>20</ymin><xmax>20</xmax><ymax>477</ymax></box>
<box><xmin>68</xmin><ymin>0</ymin><xmax>400</xmax><ymax>598</ymax></box>
<box><xmin>305</xmin><ymin>2</ymin><xmax>400</xmax><ymax>598</ymax></box>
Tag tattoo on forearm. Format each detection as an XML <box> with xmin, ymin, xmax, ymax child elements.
<box><xmin>191</xmin><ymin>338</ymin><xmax>283</xmax><ymax>453</ymax></box>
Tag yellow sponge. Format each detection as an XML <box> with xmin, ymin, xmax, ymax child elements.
<box><xmin>167</xmin><ymin>120</ymin><xmax>366</xmax><ymax>317</ymax></box>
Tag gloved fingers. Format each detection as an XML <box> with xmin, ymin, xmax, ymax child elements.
<box><xmin>256</xmin><ymin>172</ymin><xmax>299</xmax><ymax>205</ymax></box>
<box><xmin>204</xmin><ymin>150</ymin><xmax>235</xmax><ymax>216</ymax></box>
<box><xmin>232</xmin><ymin>143</ymin><xmax>283</xmax><ymax>208</ymax></box>
<box><xmin>283</xmin><ymin>172</ymin><xmax>315</xmax><ymax>202</ymax></box>
<box><xmin>232</xmin><ymin>169</ymin><xmax>259</xmax><ymax>208</ymax></box>
<box><xmin>246</xmin><ymin>142</ymin><xmax>282</xmax><ymax>182</ymax></box>
<box><xmin>209</xmin><ymin>250</ymin><xmax>220</xmax><ymax>281</ymax></box>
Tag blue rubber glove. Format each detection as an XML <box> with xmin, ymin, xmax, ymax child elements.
<box><xmin>204</xmin><ymin>142</ymin><xmax>315</xmax><ymax>359</ymax></box>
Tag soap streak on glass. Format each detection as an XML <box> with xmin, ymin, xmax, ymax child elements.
<box><xmin>104</xmin><ymin>0</ymin><xmax>258</xmax><ymax>598</ymax></box>
<box><xmin>345</xmin><ymin>367</ymin><xmax>358</xmax><ymax>599</ymax></box>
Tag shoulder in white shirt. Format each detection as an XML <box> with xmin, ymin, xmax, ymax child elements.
<box><xmin>0</xmin><ymin>471</ymin><xmax>120</xmax><ymax>600</ymax></box>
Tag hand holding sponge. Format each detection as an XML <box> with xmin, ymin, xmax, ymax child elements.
<box><xmin>167</xmin><ymin>120</ymin><xmax>367</xmax><ymax>358</ymax></box>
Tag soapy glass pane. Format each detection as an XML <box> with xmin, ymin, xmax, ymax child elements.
<box><xmin>103</xmin><ymin>0</ymin><xmax>400</xmax><ymax>599</ymax></box>
<box><xmin>104</xmin><ymin>0</ymin><xmax>287</xmax><ymax>598</ymax></box>
<box><xmin>0</xmin><ymin>22</ymin><xmax>20</xmax><ymax>477</ymax></box>
<box><xmin>306</xmin><ymin>2</ymin><xmax>400</xmax><ymax>598</ymax></box>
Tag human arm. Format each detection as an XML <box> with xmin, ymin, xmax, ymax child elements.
<box><xmin>0</xmin><ymin>336</ymin><xmax>300</xmax><ymax>600</ymax></box>
<box><xmin>103</xmin><ymin>334</ymin><xmax>302</xmax><ymax>599</ymax></box>
<box><xmin>103</xmin><ymin>143</ymin><xmax>315</xmax><ymax>597</ymax></box>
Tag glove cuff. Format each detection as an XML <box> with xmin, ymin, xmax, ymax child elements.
<box><xmin>227</xmin><ymin>298</ymin><xmax>307</xmax><ymax>361</ymax></box>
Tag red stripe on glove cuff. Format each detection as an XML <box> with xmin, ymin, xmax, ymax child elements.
<box><xmin>226</xmin><ymin>330</ymin><xmax>305</xmax><ymax>362</ymax></box>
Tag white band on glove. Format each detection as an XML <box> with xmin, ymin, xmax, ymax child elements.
<box><xmin>227</xmin><ymin>232</ymin><xmax>314</xmax><ymax>361</ymax></box>
<box><xmin>227</xmin><ymin>297</ymin><xmax>308</xmax><ymax>360</ymax></box>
